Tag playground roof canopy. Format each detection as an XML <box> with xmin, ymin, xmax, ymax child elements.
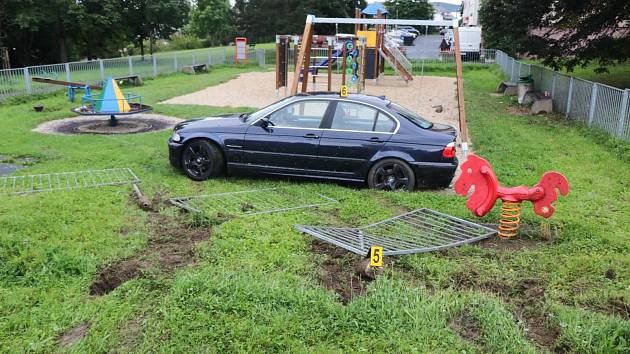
<box><xmin>362</xmin><ymin>3</ymin><xmax>389</xmax><ymax>15</ymax></box>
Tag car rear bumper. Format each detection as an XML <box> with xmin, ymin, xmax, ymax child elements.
<box><xmin>409</xmin><ymin>159</ymin><xmax>458</xmax><ymax>186</ymax></box>
<box><xmin>168</xmin><ymin>140</ymin><xmax>183</xmax><ymax>168</ymax></box>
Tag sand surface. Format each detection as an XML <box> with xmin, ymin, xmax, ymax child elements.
<box><xmin>162</xmin><ymin>71</ymin><xmax>460</xmax><ymax>129</ymax></box>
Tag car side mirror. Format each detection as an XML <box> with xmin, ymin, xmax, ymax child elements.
<box><xmin>253</xmin><ymin>117</ymin><xmax>268</xmax><ymax>127</ymax></box>
<box><xmin>257</xmin><ymin>117</ymin><xmax>274</xmax><ymax>129</ymax></box>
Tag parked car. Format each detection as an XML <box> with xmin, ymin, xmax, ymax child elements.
<box><xmin>398</xmin><ymin>26</ymin><xmax>420</xmax><ymax>36</ymax></box>
<box><xmin>168</xmin><ymin>93</ymin><xmax>458</xmax><ymax>191</ymax></box>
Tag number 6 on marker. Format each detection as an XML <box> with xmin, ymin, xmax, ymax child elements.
<box><xmin>340</xmin><ymin>85</ymin><xmax>348</xmax><ymax>97</ymax></box>
<box><xmin>370</xmin><ymin>246</ymin><xmax>383</xmax><ymax>267</ymax></box>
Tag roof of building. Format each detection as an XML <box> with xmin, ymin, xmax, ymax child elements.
<box><xmin>362</xmin><ymin>3</ymin><xmax>389</xmax><ymax>16</ymax></box>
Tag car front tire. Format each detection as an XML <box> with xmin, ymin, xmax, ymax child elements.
<box><xmin>367</xmin><ymin>159</ymin><xmax>416</xmax><ymax>191</ymax></box>
<box><xmin>181</xmin><ymin>139</ymin><xmax>224</xmax><ymax>181</ymax></box>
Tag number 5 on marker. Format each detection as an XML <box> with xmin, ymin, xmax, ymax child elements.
<box><xmin>370</xmin><ymin>246</ymin><xmax>383</xmax><ymax>267</ymax></box>
<box><xmin>340</xmin><ymin>85</ymin><xmax>348</xmax><ymax>97</ymax></box>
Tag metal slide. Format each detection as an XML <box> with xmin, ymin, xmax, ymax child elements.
<box><xmin>380</xmin><ymin>41</ymin><xmax>414</xmax><ymax>82</ymax></box>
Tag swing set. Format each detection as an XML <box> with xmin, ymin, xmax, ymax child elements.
<box><xmin>286</xmin><ymin>14</ymin><xmax>471</xmax><ymax>155</ymax></box>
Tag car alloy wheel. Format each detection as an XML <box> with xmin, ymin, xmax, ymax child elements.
<box><xmin>182</xmin><ymin>140</ymin><xmax>224</xmax><ymax>181</ymax></box>
<box><xmin>368</xmin><ymin>159</ymin><xmax>415</xmax><ymax>191</ymax></box>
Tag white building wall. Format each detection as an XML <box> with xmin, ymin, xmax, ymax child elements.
<box><xmin>462</xmin><ymin>0</ymin><xmax>480</xmax><ymax>26</ymax></box>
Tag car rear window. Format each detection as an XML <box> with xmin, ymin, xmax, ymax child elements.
<box><xmin>390</xmin><ymin>103</ymin><xmax>433</xmax><ymax>129</ymax></box>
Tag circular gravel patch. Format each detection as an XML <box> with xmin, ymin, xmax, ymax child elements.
<box><xmin>33</xmin><ymin>114</ymin><xmax>183</xmax><ymax>135</ymax></box>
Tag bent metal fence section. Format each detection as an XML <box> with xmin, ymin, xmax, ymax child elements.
<box><xmin>295</xmin><ymin>208</ymin><xmax>496</xmax><ymax>256</ymax></box>
<box><xmin>296</xmin><ymin>208</ymin><xmax>496</xmax><ymax>256</ymax></box>
<box><xmin>169</xmin><ymin>188</ymin><xmax>338</xmax><ymax>217</ymax></box>
<box><xmin>496</xmin><ymin>50</ymin><xmax>630</xmax><ymax>141</ymax></box>
<box><xmin>0</xmin><ymin>168</ymin><xmax>140</xmax><ymax>195</ymax></box>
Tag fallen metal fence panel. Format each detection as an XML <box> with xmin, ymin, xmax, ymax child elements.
<box><xmin>296</xmin><ymin>208</ymin><xmax>496</xmax><ymax>256</ymax></box>
<box><xmin>0</xmin><ymin>168</ymin><xmax>140</xmax><ymax>195</ymax></box>
<box><xmin>170</xmin><ymin>188</ymin><xmax>338</xmax><ymax>216</ymax></box>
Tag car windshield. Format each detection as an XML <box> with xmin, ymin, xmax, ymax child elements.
<box><xmin>390</xmin><ymin>103</ymin><xmax>434</xmax><ymax>129</ymax></box>
<box><xmin>246</xmin><ymin>97</ymin><xmax>293</xmax><ymax>122</ymax></box>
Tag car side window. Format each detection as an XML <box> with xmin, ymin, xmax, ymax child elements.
<box><xmin>267</xmin><ymin>100</ymin><xmax>329</xmax><ymax>129</ymax></box>
<box><xmin>373</xmin><ymin>112</ymin><xmax>397</xmax><ymax>133</ymax></box>
<box><xmin>331</xmin><ymin>102</ymin><xmax>378</xmax><ymax>131</ymax></box>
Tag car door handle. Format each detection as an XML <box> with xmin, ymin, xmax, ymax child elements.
<box><xmin>303</xmin><ymin>133</ymin><xmax>320</xmax><ymax>139</ymax></box>
<box><xmin>369</xmin><ymin>137</ymin><xmax>384</xmax><ymax>143</ymax></box>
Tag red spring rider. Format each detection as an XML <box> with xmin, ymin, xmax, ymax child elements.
<box><xmin>454</xmin><ymin>154</ymin><xmax>570</xmax><ymax>238</ymax></box>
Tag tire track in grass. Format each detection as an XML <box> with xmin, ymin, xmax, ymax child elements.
<box><xmin>89</xmin><ymin>193</ymin><xmax>212</xmax><ymax>296</ymax></box>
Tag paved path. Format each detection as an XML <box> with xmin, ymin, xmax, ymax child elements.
<box><xmin>404</xmin><ymin>34</ymin><xmax>443</xmax><ymax>60</ymax></box>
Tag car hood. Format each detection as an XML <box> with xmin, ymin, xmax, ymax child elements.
<box><xmin>175</xmin><ymin>113</ymin><xmax>249</xmax><ymax>131</ymax></box>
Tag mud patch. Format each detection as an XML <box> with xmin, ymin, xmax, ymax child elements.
<box><xmin>507</xmin><ymin>105</ymin><xmax>531</xmax><ymax>116</ymax></box>
<box><xmin>477</xmin><ymin>237</ymin><xmax>548</xmax><ymax>251</ymax></box>
<box><xmin>89</xmin><ymin>213</ymin><xmax>210</xmax><ymax>296</ymax></box>
<box><xmin>310</xmin><ymin>239</ymin><xmax>372</xmax><ymax>304</ymax></box>
<box><xmin>476</xmin><ymin>224</ymin><xmax>555</xmax><ymax>251</ymax></box>
<box><xmin>450</xmin><ymin>269</ymin><xmax>561</xmax><ymax>350</ymax></box>
<box><xmin>59</xmin><ymin>322</ymin><xmax>90</xmax><ymax>347</ymax></box>
<box><xmin>451</xmin><ymin>311</ymin><xmax>482</xmax><ymax>343</ymax></box>
<box><xmin>33</xmin><ymin>113</ymin><xmax>182</xmax><ymax>135</ymax></box>
<box><xmin>607</xmin><ymin>296</ymin><xmax>629</xmax><ymax>320</ymax></box>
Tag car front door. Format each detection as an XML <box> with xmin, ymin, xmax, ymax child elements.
<box><xmin>317</xmin><ymin>101</ymin><xmax>398</xmax><ymax>177</ymax></box>
<box><xmin>243</xmin><ymin>99</ymin><xmax>332</xmax><ymax>172</ymax></box>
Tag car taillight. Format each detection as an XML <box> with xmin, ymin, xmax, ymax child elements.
<box><xmin>442</xmin><ymin>142</ymin><xmax>456</xmax><ymax>158</ymax></box>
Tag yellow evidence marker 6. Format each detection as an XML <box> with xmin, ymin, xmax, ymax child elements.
<box><xmin>340</xmin><ymin>85</ymin><xmax>349</xmax><ymax>97</ymax></box>
<box><xmin>370</xmin><ymin>246</ymin><xmax>383</xmax><ymax>267</ymax></box>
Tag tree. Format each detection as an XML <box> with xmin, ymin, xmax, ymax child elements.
<box><xmin>480</xmin><ymin>0</ymin><xmax>630</xmax><ymax>72</ymax></box>
<box><xmin>72</xmin><ymin>0</ymin><xmax>125</xmax><ymax>60</ymax></box>
<box><xmin>234</xmin><ymin>0</ymin><xmax>366</xmax><ymax>43</ymax></box>
<box><xmin>122</xmin><ymin>0</ymin><xmax>190</xmax><ymax>58</ymax></box>
<box><xmin>528</xmin><ymin>0</ymin><xmax>630</xmax><ymax>72</ymax></box>
<box><xmin>187</xmin><ymin>0</ymin><xmax>234</xmax><ymax>46</ymax></box>
<box><xmin>384</xmin><ymin>0</ymin><xmax>434</xmax><ymax>20</ymax></box>
<box><xmin>3</xmin><ymin>0</ymin><xmax>127</xmax><ymax>66</ymax></box>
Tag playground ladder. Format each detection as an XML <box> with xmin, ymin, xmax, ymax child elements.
<box><xmin>380</xmin><ymin>41</ymin><xmax>414</xmax><ymax>83</ymax></box>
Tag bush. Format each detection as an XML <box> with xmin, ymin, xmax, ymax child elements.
<box><xmin>168</xmin><ymin>34</ymin><xmax>204</xmax><ymax>50</ymax></box>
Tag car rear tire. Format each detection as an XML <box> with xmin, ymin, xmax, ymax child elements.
<box><xmin>181</xmin><ymin>139</ymin><xmax>224</xmax><ymax>181</ymax></box>
<box><xmin>367</xmin><ymin>159</ymin><xmax>416</xmax><ymax>191</ymax></box>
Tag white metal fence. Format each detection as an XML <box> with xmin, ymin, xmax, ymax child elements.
<box><xmin>0</xmin><ymin>47</ymin><xmax>265</xmax><ymax>101</ymax></box>
<box><xmin>496</xmin><ymin>50</ymin><xmax>630</xmax><ymax>141</ymax></box>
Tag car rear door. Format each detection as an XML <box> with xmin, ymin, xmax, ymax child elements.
<box><xmin>243</xmin><ymin>99</ymin><xmax>331</xmax><ymax>171</ymax></box>
<box><xmin>317</xmin><ymin>101</ymin><xmax>398</xmax><ymax>177</ymax></box>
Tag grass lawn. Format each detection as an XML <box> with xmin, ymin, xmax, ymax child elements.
<box><xmin>0</xmin><ymin>66</ymin><xmax>628</xmax><ymax>353</ymax></box>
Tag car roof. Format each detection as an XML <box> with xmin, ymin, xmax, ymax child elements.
<box><xmin>290</xmin><ymin>92</ymin><xmax>391</xmax><ymax>109</ymax></box>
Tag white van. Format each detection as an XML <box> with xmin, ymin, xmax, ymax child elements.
<box><xmin>442</xmin><ymin>27</ymin><xmax>482</xmax><ymax>61</ymax></box>
<box><xmin>458</xmin><ymin>27</ymin><xmax>482</xmax><ymax>54</ymax></box>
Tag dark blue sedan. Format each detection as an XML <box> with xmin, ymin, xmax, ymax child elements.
<box><xmin>168</xmin><ymin>93</ymin><xmax>458</xmax><ymax>191</ymax></box>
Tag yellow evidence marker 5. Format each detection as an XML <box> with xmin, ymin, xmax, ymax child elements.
<box><xmin>370</xmin><ymin>246</ymin><xmax>383</xmax><ymax>267</ymax></box>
